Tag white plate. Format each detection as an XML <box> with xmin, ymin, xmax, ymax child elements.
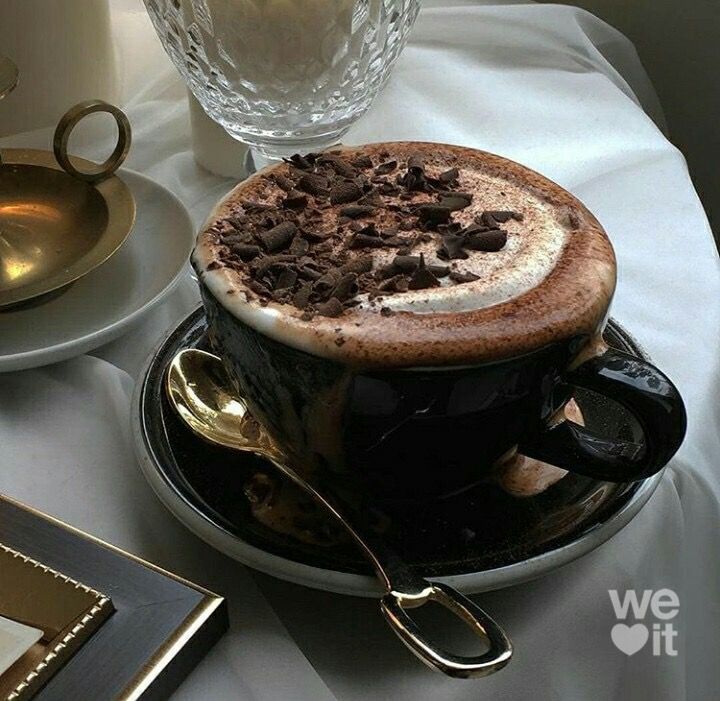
<box><xmin>0</xmin><ymin>170</ymin><xmax>194</xmax><ymax>372</ymax></box>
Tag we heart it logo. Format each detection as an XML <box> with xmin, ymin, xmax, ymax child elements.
<box><xmin>608</xmin><ymin>589</ymin><xmax>679</xmax><ymax>656</ymax></box>
<box><xmin>611</xmin><ymin>623</ymin><xmax>649</xmax><ymax>656</ymax></box>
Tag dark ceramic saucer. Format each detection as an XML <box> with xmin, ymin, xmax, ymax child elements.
<box><xmin>132</xmin><ymin>307</ymin><xmax>663</xmax><ymax>597</ymax></box>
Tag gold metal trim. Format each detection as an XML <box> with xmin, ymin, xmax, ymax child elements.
<box><xmin>0</xmin><ymin>544</ymin><xmax>114</xmax><ymax>700</ymax></box>
<box><xmin>120</xmin><ymin>597</ymin><xmax>225</xmax><ymax>701</ymax></box>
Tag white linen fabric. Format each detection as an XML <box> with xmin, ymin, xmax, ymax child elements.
<box><xmin>1</xmin><ymin>2</ymin><xmax>718</xmax><ymax>699</ymax></box>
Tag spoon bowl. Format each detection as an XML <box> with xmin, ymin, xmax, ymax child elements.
<box><xmin>167</xmin><ymin>348</ymin><xmax>277</xmax><ymax>457</ymax></box>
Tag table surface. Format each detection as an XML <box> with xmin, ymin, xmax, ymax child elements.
<box><xmin>1</xmin><ymin>1</ymin><xmax>719</xmax><ymax>699</ymax></box>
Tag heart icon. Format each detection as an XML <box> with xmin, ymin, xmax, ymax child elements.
<box><xmin>611</xmin><ymin>623</ymin><xmax>649</xmax><ymax>656</ymax></box>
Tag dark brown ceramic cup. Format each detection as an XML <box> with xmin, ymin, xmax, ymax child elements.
<box><xmin>193</xmin><ymin>142</ymin><xmax>686</xmax><ymax>501</ymax></box>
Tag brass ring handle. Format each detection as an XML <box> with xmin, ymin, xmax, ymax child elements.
<box><xmin>53</xmin><ymin>100</ymin><xmax>131</xmax><ymax>183</ymax></box>
<box><xmin>381</xmin><ymin>582</ymin><xmax>513</xmax><ymax>679</ymax></box>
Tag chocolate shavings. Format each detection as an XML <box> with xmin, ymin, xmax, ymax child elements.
<box><xmin>211</xmin><ymin>149</ymin><xmax>523</xmax><ymax>318</ymax></box>
<box><xmin>258</xmin><ymin>221</ymin><xmax>296</xmax><ymax>252</ymax></box>
<box><xmin>408</xmin><ymin>254</ymin><xmax>441</xmax><ymax>290</ymax></box>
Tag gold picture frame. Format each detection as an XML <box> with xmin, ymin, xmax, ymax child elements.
<box><xmin>0</xmin><ymin>495</ymin><xmax>227</xmax><ymax>700</ymax></box>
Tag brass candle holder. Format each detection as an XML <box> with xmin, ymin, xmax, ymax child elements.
<box><xmin>0</xmin><ymin>100</ymin><xmax>135</xmax><ymax>310</ymax></box>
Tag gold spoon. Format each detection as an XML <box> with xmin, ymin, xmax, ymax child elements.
<box><xmin>167</xmin><ymin>348</ymin><xmax>512</xmax><ymax>679</ymax></box>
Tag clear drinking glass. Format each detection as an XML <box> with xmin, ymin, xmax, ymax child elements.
<box><xmin>144</xmin><ymin>0</ymin><xmax>420</xmax><ymax>162</ymax></box>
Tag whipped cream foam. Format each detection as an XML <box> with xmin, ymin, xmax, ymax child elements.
<box><xmin>355</xmin><ymin>168</ymin><xmax>568</xmax><ymax>314</ymax></box>
<box><xmin>194</xmin><ymin>142</ymin><xmax>616</xmax><ymax>367</ymax></box>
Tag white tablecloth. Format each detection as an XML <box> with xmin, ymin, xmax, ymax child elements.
<box><xmin>1</xmin><ymin>2</ymin><xmax>719</xmax><ymax>699</ymax></box>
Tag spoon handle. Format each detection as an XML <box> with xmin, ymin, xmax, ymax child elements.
<box><xmin>264</xmin><ymin>454</ymin><xmax>513</xmax><ymax>678</ymax></box>
<box><xmin>346</xmin><ymin>514</ymin><xmax>512</xmax><ymax>679</ymax></box>
<box><xmin>381</xmin><ymin>581</ymin><xmax>512</xmax><ymax>679</ymax></box>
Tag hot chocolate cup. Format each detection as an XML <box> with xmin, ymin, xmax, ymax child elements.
<box><xmin>193</xmin><ymin>142</ymin><xmax>686</xmax><ymax>500</ymax></box>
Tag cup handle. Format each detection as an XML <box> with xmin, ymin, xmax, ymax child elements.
<box><xmin>53</xmin><ymin>100</ymin><xmax>131</xmax><ymax>183</ymax></box>
<box><xmin>522</xmin><ymin>347</ymin><xmax>686</xmax><ymax>482</ymax></box>
<box><xmin>380</xmin><ymin>582</ymin><xmax>512</xmax><ymax>679</ymax></box>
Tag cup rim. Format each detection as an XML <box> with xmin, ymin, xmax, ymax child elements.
<box><xmin>194</xmin><ymin>141</ymin><xmax>616</xmax><ymax>368</ymax></box>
